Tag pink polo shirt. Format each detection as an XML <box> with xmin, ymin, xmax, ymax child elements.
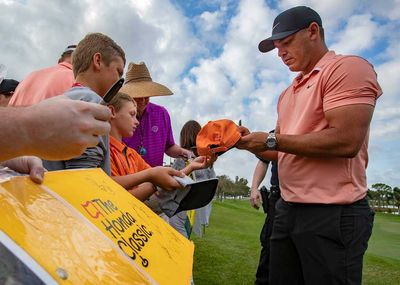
<box><xmin>277</xmin><ymin>51</ymin><xmax>382</xmax><ymax>204</ymax></box>
<box><xmin>8</xmin><ymin>62</ymin><xmax>74</xmax><ymax>106</ymax></box>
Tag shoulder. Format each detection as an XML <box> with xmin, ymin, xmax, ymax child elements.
<box><xmin>147</xmin><ymin>102</ymin><xmax>171</xmax><ymax>123</ymax></box>
<box><xmin>65</xmin><ymin>87</ymin><xmax>102</xmax><ymax>103</ymax></box>
<box><xmin>148</xmin><ymin>102</ymin><xmax>169</xmax><ymax>114</ymax></box>
<box><xmin>324</xmin><ymin>54</ymin><xmax>377</xmax><ymax>77</ymax></box>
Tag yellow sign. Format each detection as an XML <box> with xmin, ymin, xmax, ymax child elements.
<box><xmin>0</xmin><ymin>169</ymin><xmax>194</xmax><ymax>284</ymax></box>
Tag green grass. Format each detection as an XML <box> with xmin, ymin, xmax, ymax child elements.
<box><xmin>363</xmin><ymin>212</ymin><xmax>400</xmax><ymax>285</ymax></box>
<box><xmin>192</xmin><ymin>200</ymin><xmax>400</xmax><ymax>285</ymax></box>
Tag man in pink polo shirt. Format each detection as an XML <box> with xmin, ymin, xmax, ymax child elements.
<box><xmin>236</xmin><ymin>6</ymin><xmax>382</xmax><ymax>285</ymax></box>
<box><xmin>8</xmin><ymin>45</ymin><xmax>76</xmax><ymax>106</ymax></box>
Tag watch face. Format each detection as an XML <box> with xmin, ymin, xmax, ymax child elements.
<box><xmin>267</xmin><ymin>139</ymin><xmax>276</xmax><ymax>148</ymax></box>
<box><xmin>266</xmin><ymin>133</ymin><xmax>276</xmax><ymax>150</ymax></box>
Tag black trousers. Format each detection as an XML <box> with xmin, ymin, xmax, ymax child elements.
<box><xmin>255</xmin><ymin>188</ymin><xmax>280</xmax><ymax>285</ymax></box>
<box><xmin>269</xmin><ymin>198</ymin><xmax>374</xmax><ymax>285</ymax></box>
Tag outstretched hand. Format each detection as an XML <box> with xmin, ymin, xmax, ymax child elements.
<box><xmin>149</xmin><ymin>166</ymin><xmax>183</xmax><ymax>191</ymax></box>
<box><xmin>189</xmin><ymin>155</ymin><xmax>216</xmax><ymax>171</ymax></box>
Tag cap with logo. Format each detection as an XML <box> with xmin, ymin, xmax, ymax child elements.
<box><xmin>258</xmin><ymin>6</ymin><xmax>322</xmax><ymax>53</ymax></box>
<box><xmin>196</xmin><ymin>119</ymin><xmax>241</xmax><ymax>157</ymax></box>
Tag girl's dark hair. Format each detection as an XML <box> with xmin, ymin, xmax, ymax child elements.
<box><xmin>180</xmin><ymin>120</ymin><xmax>201</xmax><ymax>150</ymax></box>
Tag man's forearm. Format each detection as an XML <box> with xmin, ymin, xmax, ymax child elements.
<box><xmin>251</xmin><ymin>161</ymin><xmax>268</xmax><ymax>189</ymax></box>
<box><xmin>1</xmin><ymin>107</ymin><xmax>31</xmax><ymax>161</ymax></box>
<box><xmin>244</xmin><ymin>129</ymin><xmax>364</xmax><ymax>159</ymax></box>
<box><xmin>165</xmin><ymin>144</ymin><xmax>185</xmax><ymax>158</ymax></box>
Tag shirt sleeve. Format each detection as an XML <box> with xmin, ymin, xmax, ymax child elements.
<box><xmin>322</xmin><ymin>56</ymin><xmax>382</xmax><ymax>112</ymax></box>
<box><xmin>163</xmin><ymin>108</ymin><xmax>175</xmax><ymax>150</ymax></box>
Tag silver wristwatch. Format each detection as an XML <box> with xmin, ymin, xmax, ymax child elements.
<box><xmin>265</xmin><ymin>132</ymin><xmax>277</xmax><ymax>150</ymax></box>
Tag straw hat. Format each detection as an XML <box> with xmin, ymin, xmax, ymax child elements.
<box><xmin>119</xmin><ymin>62</ymin><xmax>173</xmax><ymax>98</ymax></box>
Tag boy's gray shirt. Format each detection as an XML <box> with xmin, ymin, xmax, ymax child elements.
<box><xmin>43</xmin><ymin>86</ymin><xmax>111</xmax><ymax>175</ymax></box>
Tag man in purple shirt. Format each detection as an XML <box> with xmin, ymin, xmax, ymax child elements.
<box><xmin>121</xmin><ymin>62</ymin><xmax>192</xmax><ymax>167</ymax></box>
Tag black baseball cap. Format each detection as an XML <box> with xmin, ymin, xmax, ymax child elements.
<box><xmin>157</xmin><ymin>176</ymin><xmax>219</xmax><ymax>218</ymax></box>
<box><xmin>61</xmin><ymin>45</ymin><xmax>77</xmax><ymax>56</ymax></box>
<box><xmin>0</xmin><ymin>79</ymin><xmax>19</xmax><ymax>95</ymax></box>
<box><xmin>258</xmin><ymin>6</ymin><xmax>322</xmax><ymax>53</ymax></box>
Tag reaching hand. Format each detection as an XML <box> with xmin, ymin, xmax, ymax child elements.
<box><xmin>188</xmin><ymin>155</ymin><xmax>216</xmax><ymax>171</ymax></box>
<box><xmin>149</xmin><ymin>166</ymin><xmax>184</xmax><ymax>191</ymax></box>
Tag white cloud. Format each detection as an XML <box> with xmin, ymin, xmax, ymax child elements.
<box><xmin>330</xmin><ymin>14</ymin><xmax>379</xmax><ymax>54</ymax></box>
<box><xmin>0</xmin><ymin>0</ymin><xmax>201</xmax><ymax>85</ymax></box>
<box><xmin>279</xmin><ymin>0</ymin><xmax>359</xmax><ymax>30</ymax></box>
<box><xmin>1</xmin><ymin>0</ymin><xmax>399</xmax><ymax>187</ymax></box>
<box><xmin>197</xmin><ymin>10</ymin><xmax>224</xmax><ymax>32</ymax></box>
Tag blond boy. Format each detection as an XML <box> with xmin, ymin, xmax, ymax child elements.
<box><xmin>43</xmin><ymin>33</ymin><xmax>125</xmax><ymax>174</ymax></box>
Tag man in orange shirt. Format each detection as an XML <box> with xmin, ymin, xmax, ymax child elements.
<box><xmin>236</xmin><ymin>6</ymin><xmax>382</xmax><ymax>285</ymax></box>
<box><xmin>8</xmin><ymin>45</ymin><xmax>76</xmax><ymax>106</ymax></box>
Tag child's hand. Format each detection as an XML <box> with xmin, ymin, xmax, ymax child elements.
<box><xmin>149</xmin><ymin>166</ymin><xmax>183</xmax><ymax>191</ymax></box>
<box><xmin>189</xmin><ymin>155</ymin><xmax>215</xmax><ymax>171</ymax></box>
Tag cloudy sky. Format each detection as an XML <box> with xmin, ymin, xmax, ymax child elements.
<box><xmin>1</xmin><ymin>0</ymin><xmax>399</xmax><ymax>188</ymax></box>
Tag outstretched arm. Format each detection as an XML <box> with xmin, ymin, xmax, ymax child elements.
<box><xmin>1</xmin><ymin>96</ymin><xmax>111</xmax><ymax>162</ymax></box>
<box><xmin>236</xmin><ymin>104</ymin><xmax>374</xmax><ymax>159</ymax></box>
<box><xmin>112</xmin><ymin>166</ymin><xmax>184</xmax><ymax>192</ymax></box>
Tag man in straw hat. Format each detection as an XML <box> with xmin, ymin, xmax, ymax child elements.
<box><xmin>235</xmin><ymin>6</ymin><xmax>382</xmax><ymax>285</ymax></box>
<box><xmin>121</xmin><ymin>62</ymin><xmax>193</xmax><ymax>168</ymax></box>
<box><xmin>9</xmin><ymin>45</ymin><xmax>76</xmax><ymax>106</ymax></box>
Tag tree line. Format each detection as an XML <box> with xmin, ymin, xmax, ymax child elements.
<box><xmin>368</xmin><ymin>183</ymin><xmax>400</xmax><ymax>214</ymax></box>
<box><xmin>215</xmin><ymin>175</ymin><xmax>250</xmax><ymax>200</ymax></box>
<box><xmin>215</xmin><ymin>176</ymin><xmax>400</xmax><ymax>215</ymax></box>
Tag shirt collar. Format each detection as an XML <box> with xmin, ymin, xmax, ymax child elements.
<box><xmin>110</xmin><ymin>135</ymin><xmax>126</xmax><ymax>152</ymax></box>
<box><xmin>294</xmin><ymin>51</ymin><xmax>336</xmax><ymax>84</ymax></box>
<box><xmin>139</xmin><ymin>102</ymin><xmax>153</xmax><ymax>119</ymax></box>
<box><xmin>59</xmin><ymin>61</ymin><xmax>72</xmax><ymax>70</ymax></box>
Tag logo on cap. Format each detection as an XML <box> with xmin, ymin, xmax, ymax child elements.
<box><xmin>272</xmin><ymin>22</ymin><xmax>280</xmax><ymax>32</ymax></box>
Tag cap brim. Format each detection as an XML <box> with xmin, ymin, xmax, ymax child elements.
<box><xmin>175</xmin><ymin>178</ymin><xmax>219</xmax><ymax>214</ymax></box>
<box><xmin>258</xmin><ymin>29</ymin><xmax>300</xmax><ymax>53</ymax></box>
<box><xmin>119</xmin><ymin>81</ymin><xmax>173</xmax><ymax>98</ymax></box>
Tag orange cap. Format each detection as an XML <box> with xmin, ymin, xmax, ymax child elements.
<box><xmin>196</xmin><ymin>119</ymin><xmax>241</xmax><ymax>156</ymax></box>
